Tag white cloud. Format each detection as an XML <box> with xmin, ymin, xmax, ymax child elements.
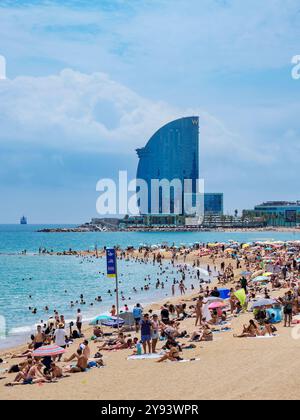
<box><xmin>0</xmin><ymin>68</ymin><xmax>264</xmax><ymax>164</ymax></box>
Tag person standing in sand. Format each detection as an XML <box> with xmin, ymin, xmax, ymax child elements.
<box><xmin>195</xmin><ymin>296</ymin><xmax>204</xmax><ymax>326</ymax></box>
<box><xmin>140</xmin><ymin>313</ymin><xmax>152</xmax><ymax>354</ymax></box>
<box><xmin>133</xmin><ymin>303</ymin><xmax>143</xmax><ymax>333</ymax></box>
<box><xmin>151</xmin><ymin>314</ymin><xmax>160</xmax><ymax>353</ymax></box>
<box><xmin>53</xmin><ymin>323</ymin><xmax>67</xmax><ymax>361</ymax></box>
<box><xmin>283</xmin><ymin>291</ymin><xmax>293</xmax><ymax>327</ymax></box>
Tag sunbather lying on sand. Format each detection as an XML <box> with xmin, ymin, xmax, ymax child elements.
<box><xmin>98</xmin><ymin>338</ymin><xmax>133</xmax><ymax>351</ymax></box>
<box><xmin>190</xmin><ymin>324</ymin><xmax>213</xmax><ymax>342</ymax></box>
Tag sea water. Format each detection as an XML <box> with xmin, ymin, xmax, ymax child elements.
<box><xmin>1</xmin><ymin>225</ymin><xmax>300</xmax><ymax>349</ymax></box>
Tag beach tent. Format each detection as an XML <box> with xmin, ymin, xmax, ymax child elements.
<box><xmin>119</xmin><ymin>311</ymin><xmax>135</xmax><ymax>326</ymax></box>
<box><xmin>218</xmin><ymin>288</ymin><xmax>230</xmax><ymax>299</ymax></box>
<box><xmin>266</xmin><ymin>308</ymin><xmax>282</xmax><ymax>323</ymax></box>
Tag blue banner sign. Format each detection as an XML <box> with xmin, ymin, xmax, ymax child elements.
<box><xmin>106</xmin><ymin>248</ymin><xmax>117</xmax><ymax>278</ymax></box>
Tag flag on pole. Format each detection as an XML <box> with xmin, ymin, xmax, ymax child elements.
<box><xmin>106</xmin><ymin>248</ymin><xmax>117</xmax><ymax>278</ymax></box>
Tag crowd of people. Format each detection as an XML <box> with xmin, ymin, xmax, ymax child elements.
<box><xmin>2</xmin><ymin>239</ymin><xmax>300</xmax><ymax>387</ymax></box>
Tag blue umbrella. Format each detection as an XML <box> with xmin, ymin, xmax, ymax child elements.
<box><xmin>252</xmin><ymin>299</ymin><xmax>277</xmax><ymax>308</ymax></box>
<box><xmin>252</xmin><ymin>276</ymin><xmax>270</xmax><ymax>283</ymax></box>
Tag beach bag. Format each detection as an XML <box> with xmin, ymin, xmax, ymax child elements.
<box><xmin>72</xmin><ymin>330</ymin><xmax>80</xmax><ymax>339</ymax></box>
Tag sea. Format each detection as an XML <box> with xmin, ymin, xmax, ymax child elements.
<box><xmin>1</xmin><ymin>224</ymin><xmax>300</xmax><ymax>349</ymax></box>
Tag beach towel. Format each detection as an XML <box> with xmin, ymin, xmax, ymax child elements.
<box><xmin>212</xmin><ymin>328</ymin><xmax>232</xmax><ymax>334</ymax></box>
<box><xmin>248</xmin><ymin>334</ymin><xmax>279</xmax><ymax>339</ymax></box>
<box><xmin>127</xmin><ymin>353</ymin><xmax>164</xmax><ymax>360</ymax></box>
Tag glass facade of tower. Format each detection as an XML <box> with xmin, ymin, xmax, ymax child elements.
<box><xmin>136</xmin><ymin>117</ymin><xmax>199</xmax><ymax>214</ymax></box>
<box><xmin>204</xmin><ymin>193</ymin><xmax>224</xmax><ymax>215</ymax></box>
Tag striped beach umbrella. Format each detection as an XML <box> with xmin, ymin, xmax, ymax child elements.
<box><xmin>32</xmin><ymin>345</ymin><xmax>66</xmax><ymax>357</ymax></box>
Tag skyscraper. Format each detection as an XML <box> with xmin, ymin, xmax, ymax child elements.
<box><xmin>136</xmin><ymin>116</ymin><xmax>199</xmax><ymax>214</ymax></box>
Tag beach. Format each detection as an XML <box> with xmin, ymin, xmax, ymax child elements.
<box><xmin>1</xmin><ymin>241</ymin><xmax>300</xmax><ymax>400</ymax></box>
<box><xmin>1</xmin><ymin>294</ymin><xmax>300</xmax><ymax>400</ymax></box>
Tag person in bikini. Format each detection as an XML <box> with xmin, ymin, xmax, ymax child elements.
<box><xmin>195</xmin><ymin>296</ymin><xmax>203</xmax><ymax>326</ymax></box>
<box><xmin>156</xmin><ymin>346</ymin><xmax>183</xmax><ymax>363</ymax></box>
<box><xmin>234</xmin><ymin>320</ymin><xmax>258</xmax><ymax>338</ymax></box>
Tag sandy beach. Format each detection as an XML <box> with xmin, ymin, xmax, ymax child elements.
<box><xmin>1</xmin><ymin>246</ymin><xmax>300</xmax><ymax>400</ymax></box>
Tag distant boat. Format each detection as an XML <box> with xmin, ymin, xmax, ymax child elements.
<box><xmin>20</xmin><ymin>216</ymin><xmax>27</xmax><ymax>225</ymax></box>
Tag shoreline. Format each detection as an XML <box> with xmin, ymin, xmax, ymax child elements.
<box><xmin>37</xmin><ymin>226</ymin><xmax>300</xmax><ymax>233</ymax></box>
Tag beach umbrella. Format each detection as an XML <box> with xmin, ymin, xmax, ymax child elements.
<box><xmin>89</xmin><ymin>315</ymin><xmax>111</xmax><ymax>325</ymax></box>
<box><xmin>241</xmin><ymin>271</ymin><xmax>252</xmax><ymax>276</ymax></box>
<box><xmin>251</xmin><ymin>270</ymin><xmax>264</xmax><ymax>279</ymax></box>
<box><xmin>242</xmin><ymin>244</ymin><xmax>250</xmax><ymax>249</ymax></box>
<box><xmin>252</xmin><ymin>276</ymin><xmax>270</xmax><ymax>283</ymax></box>
<box><xmin>204</xmin><ymin>297</ymin><xmax>224</xmax><ymax>303</ymax></box>
<box><xmin>225</xmin><ymin>248</ymin><xmax>234</xmax><ymax>253</ymax></box>
<box><xmin>119</xmin><ymin>312</ymin><xmax>135</xmax><ymax>326</ymax></box>
<box><xmin>263</xmin><ymin>272</ymin><xmax>273</xmax><ymax>276</ymax></box>
<box><xmin>208</xmin><ymin>301</ymin><xmax>227</xmax><ymax>310</ymax></box>
<box><xmin>32</xmin><ymin>345</ymin><xmax>66</xmax><ymax>357</ymax></box>
<box><xmin>252</xmin><ymin>299</ymin><xmax>277</xmax><ymax>309</ymax></box>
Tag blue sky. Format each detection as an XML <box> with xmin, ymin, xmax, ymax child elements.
<box><xmin>0</xmin><ymin>0</ymin><xmax>299</xmax><ymax>223</ymax></box>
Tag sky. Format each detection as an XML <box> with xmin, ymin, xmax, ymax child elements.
<box><xmin>0</xmin><ymin>0</ymin><xmax>300</xmax><ymax>223</ymax></box>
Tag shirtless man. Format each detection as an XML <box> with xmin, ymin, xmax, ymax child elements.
<box><xmin>64</xmin><ymin>348</ymin><xmax>88</xmax><ymax>373</ymax></box>
<box><xmin>81</xmin><ymin>340</ymin><xmax>91</xmax><ymax>359</ymax></box>
<box><xmin>33</xmin><ymin>325</ymin><xmax>45</xmax><ymax>350</ymax></box>
<box><xmin>6</xmin><ymin>360</ymin><xmax>49</xmax><ymax>386</ymax></box>
<box><xmin>48</xmin><ymin>362</ymin><xmax>63</xmax><ymax>379</ymax></box>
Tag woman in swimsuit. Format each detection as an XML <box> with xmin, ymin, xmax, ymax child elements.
<box><xmin>234</xmin><ymin>320</ymin><xmax>258</xmax><ymax>338</ymax></box>
<box><xmin>151</xmin><ymin>314</ymin><xmax>160</xmax><ymax>353</ymax></box>
<box><xmin>157</xmin><ymin>346</ymin><xmax>183</xmax><ymax>363</ymax></box>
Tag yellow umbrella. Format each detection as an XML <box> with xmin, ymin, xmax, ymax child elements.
<box><xmin>263</xmin><ymin>272</ymin><xmax>273</xmax><ymax>276</ymax></box>
<box><xmin>242</xmin><ymin>244</ymin><xmax>250</xmax><ymax>249</ymax></box>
